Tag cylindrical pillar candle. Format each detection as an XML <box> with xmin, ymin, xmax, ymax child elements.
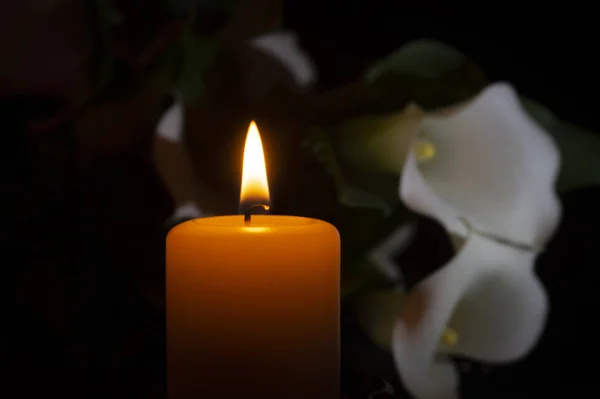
<box><xmin>166</xmin><ymin>122</ymin><xmax>340</xmax><ymax>398</ymax></box>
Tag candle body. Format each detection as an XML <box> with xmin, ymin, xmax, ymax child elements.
<box><xmin>167</xmin><ymin>215</ymin><xmax>340</xmax><ymax>398</ymax></box>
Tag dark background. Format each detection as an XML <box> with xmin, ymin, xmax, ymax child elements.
<box><xmin>286</xmin><ymin>2</ymin><xmax>599</xmax><ymax>129</ymax></box>
<box><xmin>2</xmin><ymin>1</ymin><xmax>599</xmax><ymax>397</ymax></box>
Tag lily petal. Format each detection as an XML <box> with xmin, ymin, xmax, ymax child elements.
<box><xmin>156</xmin><ymin>98</ymin><xmax>184</xmax><ymax>143</ymax></box>
<box><xmin>392</xmin><ymin>234</ymin><xmax>547</xmax><ymax>399</ymax></box>
<box><xmin>400</xmin><ymin>82</ymin><xmax>561</xmax><ymax>247</ymax></box>
<box><xmin>172</xmin><ymin>201</ymin><xmax>204</xmax><ymax>220</ymax></box>
<box><xmin>249</xmin><ymin>31</ymin><xmax>316</xmax><ymax>87</ymax></box>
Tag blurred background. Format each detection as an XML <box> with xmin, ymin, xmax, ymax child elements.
<box><xmin>2</xmin><ymin>1</ymin><xmax>598</xmax><ymax>397</ymax></box>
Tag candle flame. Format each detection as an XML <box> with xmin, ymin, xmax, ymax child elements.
<box><xmin>240</xmin><ymin>121</ymin><xmax>271</xmax><ymax>212</ymax></box>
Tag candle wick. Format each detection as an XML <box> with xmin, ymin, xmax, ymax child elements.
<box><xmin>243</xmin><ymin>204</ymin><xmax>270</xmax><ymax>224</ymax></box>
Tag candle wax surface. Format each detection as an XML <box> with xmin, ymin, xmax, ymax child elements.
<box><xmin>167</xmin><ymin>215</ymin><xmax>340</xmax><ymax>399</ymax></box>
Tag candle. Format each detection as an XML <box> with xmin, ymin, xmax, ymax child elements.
<box><xmin>166</xmin><ymin>121</ymin><xmax>341</xmax><ymax>398</ymax></box>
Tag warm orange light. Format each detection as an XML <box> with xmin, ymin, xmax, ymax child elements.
<box><xmin>240</xmin><ymin>121</ymin><xmax>270</xmax><ymax>210</ymax></box>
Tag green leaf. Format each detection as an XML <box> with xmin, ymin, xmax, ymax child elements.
<box><xmin>341</xmin><ymin>258</ymin><xmax>380</xmax><ymax>299</ymax></box>
<box><xmin>522</xmin><ymin>97</ymin><xmax>600</xmax><ymax>192</ymax></box>
<box><xmin>366</xmin><ymin>39</ymin><xmax>465</xmax><ymax>83</ymax></box>
<box><xmin>341</xmin><ymin>258</ymin><xmax>393</xmax><ymax>299</ymax></box>
<box><xmin>303</xmin><ymin>127</ymin><xmax>395</xmax><ymax>216</ymax></box>
<box><xmin>332</xmin><ymin>105</ymin><xmax>424</xmax><ymax>177</ymax></box>
<box><xmin>301</xmin><ymin>126</ymin><xmax>416</xmax><ymax>298</ymax></box>
<box><xmin>362</xmin><ymin>39</ymin><xmax>488</xmax><ymax>113</ymax></box>
<box><xmin>85</xmin><ymin>0</ymin><xmax>123</xmax><ymax>99</ymax></box>
<box><xmin>339</xmin><ymin>207</ymin><xmax>415</xmax><ymax>298</ymax></box>
<box><xmin>521</xmin><ymin>97</ymin><xmax>557</xmax><ymax>127</ymax></box>
<box><xmin>172</xmin><ymin>32</ymin><xmax>219</xmax><ymax>103</ymax></box>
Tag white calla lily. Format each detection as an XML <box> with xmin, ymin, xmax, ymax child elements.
<box><xmin>249</xmin><ymin>31</ymin><xmax>316</xmax><ymax>87</ymax></box>
<box><xmin>400</xmin><ymin>82</ymin><xmax>561</xmax><ymax>248</ymax></box>
<box><xmin>392</xmin><ymin>234</ymin><xmax>547</xmax><ymax>399</ymax></box>
<box><xmin>387</xmin><ymin>83</ymin><xmax>561</xmax><ymax>399</ymax></box>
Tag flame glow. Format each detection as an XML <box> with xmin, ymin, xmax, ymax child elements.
<box><xmin>240</xmin><ymin>121</ymin><xmax>270</xmax><ymax>209</ymax></box>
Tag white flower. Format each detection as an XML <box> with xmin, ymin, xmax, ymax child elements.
<box><xmin>400</xmin><ymin>82</ymin><xmax>561</xmax><ymax>248</ymax></box>
<box><xmin>391</xmin><ymin>83</ymin><xmax>561</xmax><ymax>399</ymax></box>
<box><xmin>392</xmin><ymin>234</ymin><xmax>547</xmax><ymax>399</ymax></box>
<box><xmin>249</xmin><ymin>31</ymin><xmax>317</xmax><ymax>87</ymax></box>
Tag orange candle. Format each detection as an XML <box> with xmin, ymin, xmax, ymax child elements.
<box><xmin>166</xmin><ymin>121</ymin><xmax>340</xmax><ymax>398</ymax></box>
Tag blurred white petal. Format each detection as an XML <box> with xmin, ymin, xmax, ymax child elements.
<box><xmin>368</xmin><ymin>222</ymin><xmax>417</xmax><ymax>281</ymax></box>
<box><xmin>249</xmin><ymin>30</ymin><xmax>316</xmax><ymax>87</ymax></box>
<box><xmin>156</xmin><ymin>99</ymin><xmax>184</xmax><ymax>143</ymax></box>
<box><xmin>400</xmin><ymin>82</ymin><xmax>561</xmax><ymax>247</ymax></box>
<box><xmin>172</xmin><ymin>200</ymin><xmax>205</xmax><ymax>220</ymax></box>
<box><xmin>392</xmin><ymin>234</ymin><xmax>547</xmax><ymax>399</ymax></box>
